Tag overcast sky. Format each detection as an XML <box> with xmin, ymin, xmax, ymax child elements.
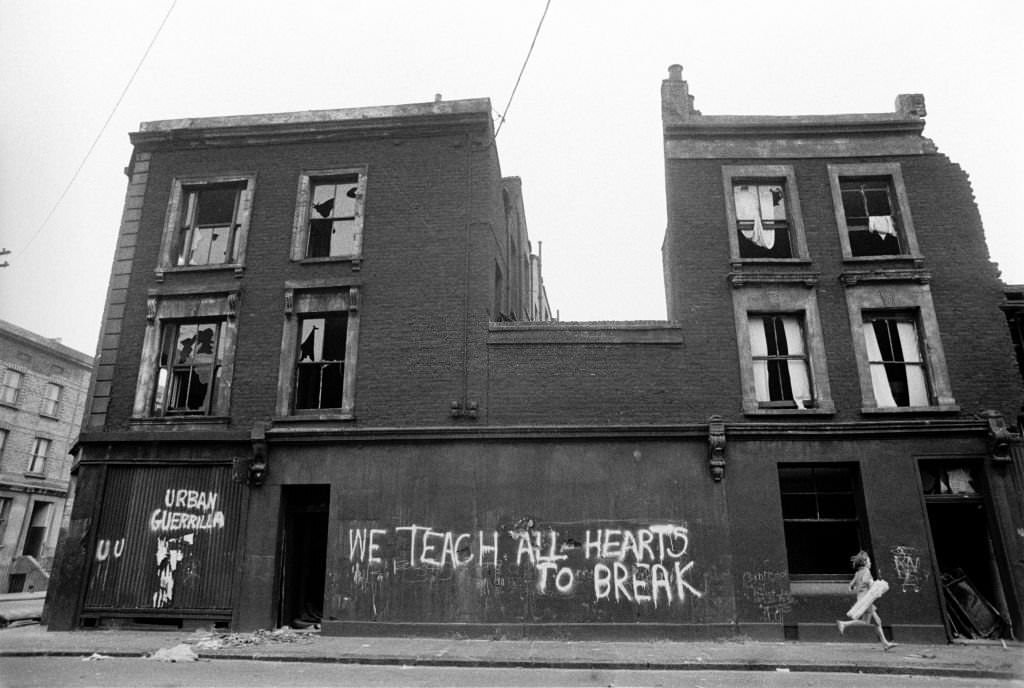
<box><xmin>1</xmin><ymin>1</ymin><xmax>1021</xmax><ymax>355</ymax></box>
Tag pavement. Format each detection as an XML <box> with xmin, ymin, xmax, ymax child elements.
<box><xmin>0</xmin><ymin>623</ymin><xmax>1021</xmax><ymax>680</ymax></box>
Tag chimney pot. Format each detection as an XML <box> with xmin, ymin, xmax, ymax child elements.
<box><xmin>434</xmin><ymin>93</ymin><xmax>443</xmax><ymax>102</ymax></box>
<box><xmin>668</xmin><ymin>64</ymin><xmax>683</xmax><ymax>81</ymax></box>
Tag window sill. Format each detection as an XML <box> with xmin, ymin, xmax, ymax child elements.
<box><xmin>789</xmin><ymin>580</ymin><xmax>849</xmax><ymax>596</ymax></box>
<box><xmin>129</xmin><ymin>416</ymin><xmax>231</xmax><ymax>429</ymax></box>
<box><xmin>0</xmin><ymin>400</ymin><xmax>19</xmax><ymax>410</ymax></box>
<box><xmin>860</xmin><ymin>404</ymin><xmax>960</xmax><ymax>415</ymax></box>
<box><xmin>744</xmin><ymin>401</ymin><xmax>836</xmax><ymax>416</ymax></box>
<box><xmin>731</xmin><ymin>257</ymin><xmax>813</xmax><ymax>266</ymax></box>
<box><xmin>154</xmin><ymin>264</ymin><xmax>245</xmax><ymax>281</ymax></box>
<box><xmin>23</xmin><ymin>472</ymin><xmax>46</xmax><ymax>480</ymax></box>
<box><xmin>273</xmin><ymin>412</ymin><xmax>355</xmax><ymax>424</ymax></box>
<box><xmin>38</xmin><ymin>413</ymin><xmax>59</xmax><ymax>421</ymax></box>
<box><xmin>841</xmin><ymin>254</ymin><xmax>924</xmax><ymax>265</ymax></box>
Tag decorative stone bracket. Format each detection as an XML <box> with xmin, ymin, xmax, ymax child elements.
<box><xmin>981</xmin><ymin>410</ymin><xmax>1015</xmax><ymax>463</ymax></box>
<box><xmin>708</xmin><ymin>415</ymin><xmax>726</xmax><ymax>481</ymax></box>
<box><xmin>248</xmin><ymin>421</ymin><xmax>269</xmax><ymax>485</ymax></box>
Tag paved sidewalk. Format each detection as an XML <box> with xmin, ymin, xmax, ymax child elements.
<box><xmin>0</xmin><ymin>624</ymin><xmax>1020</xmax><ymax>680</ymax></box>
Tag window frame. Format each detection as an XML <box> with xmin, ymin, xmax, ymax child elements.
<box><xmin>291</xmin><ymin>167</ymin><xmax>367</xmax><ymax>264</ymax></box>
<box><xmin>722</xmin><ymin>165</ymin><xmax>809</xmax><ymax>262</ymax></box>
<box><xmin>844</xmin><ymin>284</ymin><xmax>956</xmax><ymax>413</ymax></box>
<box><xmin>132</xmin><ymin>289</ymin><xmax>240</xmax><ymax>424</ymax></box>
<box><xmin>827</xmin><ymin>162</ymin><xmax>921</xmax><ymax>261</ymax></box>
<box><xmin>276</xmin><ymin>281</ymin><xmax>361</xmax><ymax>420</ymax></box>
<box><xmin>1</xmin><ymin>368</ymin><xmax>24</xmax><ymax>406</ymax></box>
<box><xmin>39</xmin><ymin>382</ymin><xmax>62</xmax><ymax>418</ymax></box>
<box><xmin>732</xmin><ymin>286</ymin><xmax>834</xmax><ymax>415</ymax></box>
<box><xmin>20</xmin><ymin>499</ymin><xmax>54</xmax><ymax>559</ymax></box>
<box><xmin>156</xmin><ymin>174</ymin><xmax>256</xmax><ymax>278</ymax></box>
<box><xmin>748</xmin><ymin>313</ymin><xmax>814</xmax><ymax>409</ymax></box>
<box><xmin>28</xmin><ymin>437</ymin><xmax>50</xmax><ymax>475</ymax></box>
<box><xmin>778</xmin><ymin>463</ymin><xmax>870</xmax><ymax>580</ymax></box>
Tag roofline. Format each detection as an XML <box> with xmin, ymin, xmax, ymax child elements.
<box><xmin>131</xmin><ymin>97</ymin><xmax>495</xmax><ymax>147</ymax></box>
<box><xmin>0</xmin><ymin>319</ymin><xmax>94</xmax><ymax>368</ymax></box>
<box><xmin>663</xmin><ymin>114</ymin><xmax>927</xmax><ymax>140</ymax></box>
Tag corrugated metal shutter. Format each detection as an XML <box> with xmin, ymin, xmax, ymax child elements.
<box><xmin>84</xmin><ymin>464</ymin><xmax>244</xmax><ymax>614</ymax></box>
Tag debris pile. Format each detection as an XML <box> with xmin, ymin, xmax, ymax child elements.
<box><xmin>187</xmin><ymin>626</ymin><xmax>318</xmax><ymax>651</ymax></box>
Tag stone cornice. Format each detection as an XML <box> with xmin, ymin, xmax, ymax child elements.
<box><xmin>75</xmin><ymin>418</ymin><xmax>988</xmax><ymax>446</ymax></box>
<box><xmin>131</xmin><ymin>98</ymin><xmax>494</xmax><ymax>149</ymax></box>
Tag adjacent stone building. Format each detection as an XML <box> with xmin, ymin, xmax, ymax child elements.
<box><xmin>0</xmin><ymin>319</ymin><xmax>92</xmax><ymax>593</ymax></box>
<box><xmin>47</xmin><ymin>69</ymin><xmax>1022</xmax><ymax>643</ymax></box>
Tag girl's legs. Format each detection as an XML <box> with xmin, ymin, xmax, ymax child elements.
<box><xmin>870</xmin><ymin>611</ymin><xmax>897</xmax><ymax>649</ymax></box>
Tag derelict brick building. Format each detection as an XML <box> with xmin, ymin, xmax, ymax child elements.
<box><xmin>46</xmin><ymin>68</ymin><xmax>1023</xmax><ymax>642</ymax></box>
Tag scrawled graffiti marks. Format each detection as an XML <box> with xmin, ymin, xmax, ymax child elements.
<box><xmin>890</xmin><ymin>545</ymin><xmax>927</xmax><ymax>593</ymax></box>
<box><xmin>741</xmin><ymin>568</ymin><xmax>793</xmax><ymax>623</ymax></box>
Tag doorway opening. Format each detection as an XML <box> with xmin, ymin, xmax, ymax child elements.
<box><xmin>279</xmin><ymin>485</ymin><xmax>329</xmax><ymax>629</ymax></box>
<box><xmin>919</xmin><ymin>461</ymin><xmax>1013</xmax><ymax>639</ymax></box>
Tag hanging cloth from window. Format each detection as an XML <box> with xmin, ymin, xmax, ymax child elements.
<box><xmin>734</xmin><ymin>185</ymin><xmax>776</xmax><ymax>249</ymax></box>
<box><xmin>868</xmin><ymin>215</ymin><xmax>896</xmax><ymax>236</ymax></box>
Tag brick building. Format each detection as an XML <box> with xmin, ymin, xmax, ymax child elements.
<box><xmin>48</xmin><ymin>71</ymin><xmax>1023</xmax><ymax>643</ymax></box>
<box><xmin>1</xmin><ymin>319</ymin><xmax>92</xmax><ymax>593</ymax></box>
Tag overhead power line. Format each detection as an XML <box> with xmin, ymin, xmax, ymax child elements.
<box><xmin>494</xmin><ymin>0</ymin><xmax>551</xmax><ymax>138</ymax></box>
<box><xmin>18</xmin><ymin>0</ymin><xmax>177</xmax><ymax>258</ymax></box>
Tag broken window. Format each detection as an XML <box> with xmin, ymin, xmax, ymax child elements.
<box><xmin>749</xmin><ymin>314</ymin><xmax>812</xmax><ymax>408</ymax></box>
<box><xmin>862</xmin><ymin>313</ymin><xmax>930</xmax><ymax>407</ymax></box>
<box><xmin>840</xmin><ymin>178</ymin><xmax>904</xmax><ymax>256</ymax></box>
<box><xmin>276</xmin><ymin>285</ymin><xmax>360</xmax><ymax>419</ymax></box>
<box><xmin>779</xmin><ymin>464</ymin><xmax>866</xmax><ymax>576</ymax></box>
<box><xmin>152</xmin><ymin>321</ymin><xmax>225</xmax><ymax>416</ymax></box>
<box><xmin>1</xmin><ymin>369</ymin><xmax>23</xmax><ymax>405</ymax></box>
<box><xmin>28</xmin><ymin>437</ymin><xmax>50</xmax><ymax>474</ymax></box>
<box><xmin>734</xmin><ymin>182</ymin><xmax>791</xmax><ymax>258</ymax></box>
<box><xmin>307</xmin><ymin>175</ymin><xmax>361</xmax><ymax>258</ymax></box>
<box><xmin>175</xmin><ymin>184</ymin><xmax>245</xmax><ymax>266</ymax></box>
<box><xmin>292</xmin><ymin>168</ymin><xmax>366</xmax><ymax>262</ymax></box>
<box><xmin>295</xmin><ymin>315</ymin><xmax>348</xmax><ymax>410</ymax></box>
<box><xmin>40</xmin><ymin>382</ymin><xmax>61</xmax><ymax>417</ymax></box>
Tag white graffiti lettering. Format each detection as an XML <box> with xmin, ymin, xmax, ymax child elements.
<box><xmin>95</xmin><ymin>537</ymin><xmax>127</xmax><ymax>562</ymax></box>
<box><xmin>348</xmin><ymin>522</ymin><xmax>700</xmax><ymax>607</ymax></box>
<box><xmin>149</xmin><ymin>508</ymin><xmax>225</xmax><ymax>532</ymax></box>
<box><xmin>163</xmin><ymin>489</ymin><xmax>218</xmax><ymax>512</ymax></box>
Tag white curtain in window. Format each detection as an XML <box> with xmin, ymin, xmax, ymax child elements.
<box><xmin>749</xmin><ymin>317</ymin><xmax>770</xmax><ymax>401</ymax></box>
<box><xmin>863</xmin><ymin>322</ymin><xmax>897</xmax><ymax>407</ymax></box>
<box><xmin>734</xmin><ymin>185</ymin><xmax>775</xmax><ymax>249</ymax></box>
<box><xmin>783</xmin><ymin>318</ymin><xmax>811</xmax><ymax>404</ymax></box>
<box><xmin>863</xmin><ymin>321</ymin><xmax>928</xmax><ymax>407</ymax></box>
<box><xmin>897</xmin><ymin>321</ymin><xmax>929</xmax><ymax>406</ymax></box>
<box><xmin>749</xmin><ymin>316</ymin><xmax>809</xmax><ymax>403</ymax></box>
<box><xmin>868</xmin><ymin>215</ymin><xmax>896</xmax><ymax>236</ymax></box>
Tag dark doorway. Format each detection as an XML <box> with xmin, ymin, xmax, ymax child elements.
<box><xmin>279</xmin><ymin>485</ymin><xmax>329</xmax><ymax>629</ymax></box>
<box><xmin>920</xmin><ymin>461</ymin><xmax>1012</xmax><ymax>639</ymax></box>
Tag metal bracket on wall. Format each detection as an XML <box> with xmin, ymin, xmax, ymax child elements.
<box><xmin>708</xmin><ymin>415</ymin><xmax>726</xmax><ymax>481</ymax></box>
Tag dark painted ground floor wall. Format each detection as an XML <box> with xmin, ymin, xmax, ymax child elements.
<box><xmin>47</xmin><ymin>432</ymin><xmax>1021</xmax><ymax>643</ymax></box>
